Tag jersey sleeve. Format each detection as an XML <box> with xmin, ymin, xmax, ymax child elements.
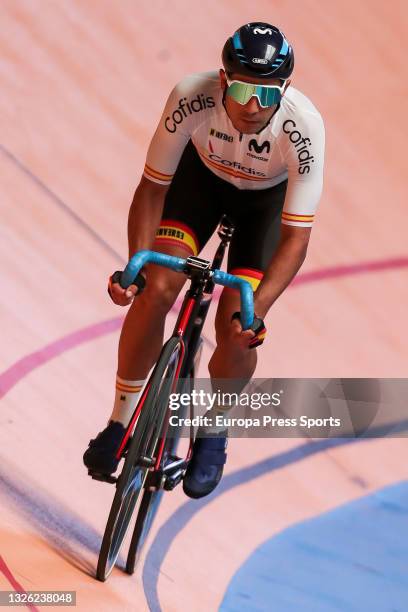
<box><xmin>143</xmin><ymin>81</ymin><xmax>192</xmax><ymax>185</ymax></box>
<box><xmin>280</xmin><ymin>112</ymin><xmax>325</xmax><ymax>227</ymax></box>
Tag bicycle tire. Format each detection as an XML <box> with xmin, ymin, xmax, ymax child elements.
<box><xmin>125</xmin><ymin>372</ymin><xmax>194</xmax><ymax>574</ymax></box>
<box><xmin>125</xmin><ymin>488</ymin><xmax>163</xmax><ymax>574</ymax></box>
<box><xmin>96</xmin><ymin>336</ymin><xmax>183</xmax><ymax>581</ymax></box>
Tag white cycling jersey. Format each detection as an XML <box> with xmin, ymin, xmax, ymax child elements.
<box><xmin>144</xmin><ymin>71</ymin><xmax>325</xmax><ymax>227</ymax></box>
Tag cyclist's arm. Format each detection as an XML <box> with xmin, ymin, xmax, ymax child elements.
<box><xmin>108</xmin><ymin>177</ymin><xmax>168</xmax><ymax>305</ymax></box>
<box><xmin>253</xmin><ymin>224</ymin><xmax>311</xmax><ymax>318</ymax></box>
<box><xmin>128</xmin><ymin>77</ymin><xmax>197</xmax><ymax>258</ymax></box>
<box><xmin>128</xmin><ymin>176</ymin><xmax>169</xmax><ymax>259</ymax></box>
<box><xmin>111</xmin><ymin>78</ymin><xmax>196</xmax><ymax>304</ymax></box>
<box><xmin>254</xmin><ymin>111</ymin><xmax>325</xmax><ymax>318</ymax></box>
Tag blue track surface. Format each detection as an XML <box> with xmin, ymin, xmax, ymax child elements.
<box><xmin>220</xmin><ymin>481</ymin><xmax>408</xmax><ymax>612</ymax></box>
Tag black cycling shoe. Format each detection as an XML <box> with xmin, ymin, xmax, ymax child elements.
<box><xmin>182</xmin><ymin>430</ymin><xmax>228</xmax><ymax>499</ymax></box>
<box><xmin>83</xmin><ymin>420</ymin><xmax>126</xmax><ymax>475</ymax></box>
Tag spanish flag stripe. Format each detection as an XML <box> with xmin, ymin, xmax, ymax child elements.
<box><xmin>155</xmin><ymin>224</ymin><xmax>199</xmax><ymax>255</ymax></box>
<box><xmin>160</xmin><ymin>219</ymin><xmax>200</xmax><ymax>248</ymax></box>
<box><xmin>144</xmin><ymin>169</ymin><xmax>172</xmax><ymax>184</ymax></box>
<box><xmin>116</xmin><ymin>383</ymin><xmax>143</xmax><ymax>393</ymax></box>
<box><xmin>225</xmin><ymin>273</ymin><xmax>261</xmax><ymax>291</ymax></box>
<box><xmin>144</xmin><ymin>164</ymin><xmax>174</xmax><ymax>180</ymax></box>
<box><xmin>282</xmin><ymin>212</ymin><xmax>314</xmax><ymax>220</ymax></box>
<box><xmin>144</xmin><ymin>166</ymin><xmax>168</xmax><ymax>179</ymax></box>
<box><xmin>153</xmin><ymin>237</ymin><xmax>196</xmax><ymax>256</ymax></box>
<box><xmin>230</xmin><ymin>267</ymin><xmax>264</xmax><ymax>280</ymax></box>
<box><xmin>282</xmin><ymin>212</ymin><xmax>314</xmax><ymax>217</ymax></box>
<box><xmin>282</xmin><ymin>218</ymin><xmax>314</xmax><ymax>224</ymax></box>
<box><xmin>282</xmin><ymin>217</ymin><xmax>314</xmax><ymax>222</ymax></box>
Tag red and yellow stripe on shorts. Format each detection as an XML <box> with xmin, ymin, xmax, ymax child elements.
<box><xmin>228</xmin><ymin>267</ymin><xmax>264</xmax><ymax>292</ymax></box>
<box><xmin>154</xmin><ymin>220</ymin><xmax>199</xmax><ymax>257</ymax></box>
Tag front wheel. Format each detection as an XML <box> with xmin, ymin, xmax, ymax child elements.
<box><xmin>126</xmin><ymin>371</ymin><xmax>194</xmax><ymax>574</ymax></box>
<box><xmin>96</xmin><ymin>336</ymin><xmax>184</xmax><ymax>581</ymax></box>
<box><xmin>126</xmin><ymin>487</ymin><xmax>163</xmax><ymax>574</ymax></box>
<box><xmin>96</xmin><ymin>424</ymin><xmax>149</xmax><ymax>581</ymax></box>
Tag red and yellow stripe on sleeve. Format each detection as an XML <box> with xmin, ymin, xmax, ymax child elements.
<box><xmin>281</xmin><ymin>212</ymin><xmax>315</xmax><ymax>226</ymax></box>
<box><xmin>143</xmin><ymin>164</ymin><xmax>174</xmax><ymax>185</ymax></box>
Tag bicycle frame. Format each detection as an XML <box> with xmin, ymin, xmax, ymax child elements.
<box><xmin>115</xmin><ymin>217</ymin><xmax>235</xmax><ymax>474</ymax></box>
<box><xmin>113</xmin><ymin>215</ymin><xmax>255</xmax><ymax>492</ymax></box>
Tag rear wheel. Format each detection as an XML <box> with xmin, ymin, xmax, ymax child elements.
<box><xmin>96</xmin><ymin>336</ymin><xmax>183</xmax><ymax>581</ymax></box>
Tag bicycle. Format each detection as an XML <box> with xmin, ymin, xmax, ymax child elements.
<box><xmin>90</xmin><ymin>216</ymin><xmax>255</xmax><ymax>581</ymax></box>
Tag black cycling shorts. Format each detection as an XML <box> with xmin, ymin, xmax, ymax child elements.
<box><xmin>154</xmin><ymin>141</ymin><xmax>287</xmax><ymax>290</ymax></box>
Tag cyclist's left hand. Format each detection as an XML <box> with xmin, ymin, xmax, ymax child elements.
<box><xmin>230</xmin><ymin>312</ymin><xmax>266</xmax><ymax>349</ymax></box>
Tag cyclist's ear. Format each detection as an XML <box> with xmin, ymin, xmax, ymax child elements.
<box><xmin>219</xmin><ymin>69</ymin><xmax>228</xmax><ymax>92</ymax></box>
<box><xmin>283</xmin><ymin>79</ymin><xmax>291</xmax><ymax>94</ymax></box>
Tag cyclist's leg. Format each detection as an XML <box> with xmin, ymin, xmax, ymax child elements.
<box><xmin>118</xmin><ymin>140</ymin><xmax>224</xmax><ymax>381</ymax></box>
<box><xmin>84</xmin><ymin>142</ymin><xmax>222</xmax><ymax>473</ymax></box>
<box><xmin>117</xmin><ymin>247</ymin><xmax>190</xmax><ymax>382</ymax></box>
<box><xmin>209</xmin><ymin>179</ymin><xmax>287</xmax><ymax>382</ymax></box>
<box><xmin>183</xmin><ymin>180</ymin><xmax>287</xmax><ymax>498</ymax></box>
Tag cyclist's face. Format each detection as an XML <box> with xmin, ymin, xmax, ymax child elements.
<box><xmin>220</xmin><ymin>69</ymin><xmax>289</xmax><ymax>134</ymax></box>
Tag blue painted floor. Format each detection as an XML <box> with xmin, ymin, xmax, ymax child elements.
<box><xmin>220</xmin><ymin>481</ymin><xmax>408</xmax><ymax>612</ymax></box>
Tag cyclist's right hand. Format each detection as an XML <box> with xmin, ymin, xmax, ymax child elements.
<box><xmin>107</xmin><ymin>270</ymin><xmax>146</xmax><ymax>306</ymax></box>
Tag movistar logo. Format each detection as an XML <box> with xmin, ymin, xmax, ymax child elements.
<box><xmin>248</xmin><ymin>140</ymin><xmax>270</xmax><ymax>154</ymax></box>
<box><xmin>253</xmin><ymin>27</ymin><xmax>273</xmax><ymax>35</ymax></box>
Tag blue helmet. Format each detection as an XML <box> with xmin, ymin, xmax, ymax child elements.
<box><xmin>222</xmin><ymin>22</ymin><xmax>294</xmax><ymax>80</ymax></box>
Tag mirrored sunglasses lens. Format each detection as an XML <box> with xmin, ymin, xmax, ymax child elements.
<box><xmin>257</xmin><ymin>86</ymin><xmax>282</xmax><ymax>107</ymax></box>
<box><xmin>227</xmin><ymin>82</ymin><xmax>255</xmax><ymax>105</ymax></box>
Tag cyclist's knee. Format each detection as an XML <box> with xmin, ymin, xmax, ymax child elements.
<box><xmin>214</xmin><ymin>289</ymin><xmax>240</xmax><ymax>341</ymax></box>
<box><xmin>214</xmin><ymin>320</ymin><xmax>238</xmax><ymax>350</ymax></box>
<box><xmin>139</xmin><ymin>275</ymin><xmax>181</xmax><ymax>314</ymax></box>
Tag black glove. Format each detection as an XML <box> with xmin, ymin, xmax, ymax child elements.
<box><xmin>108</xmin><ymin>270</ymin><xmax>146</xmax><ymax>301</ymax></box>
<box><xmin>231</xmin><ymin>311</ymin><xmax>266</xmax><ymax>349</ymax></box>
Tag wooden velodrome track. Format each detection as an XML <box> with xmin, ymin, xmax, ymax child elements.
<box><xmin>1</xmin><ymin>1</ymin><xmax>407</xmax><ymax>610</ymax></box>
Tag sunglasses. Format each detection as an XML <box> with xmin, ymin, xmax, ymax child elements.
<box><xmin>226</xmin><ymin>77</ymin><xmax>286</xmax><ymax>108</ymax></box>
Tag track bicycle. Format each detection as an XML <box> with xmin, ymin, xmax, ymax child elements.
<box><xmin>91</xmin><ymin>216</ymin><xmax>255</xmax><ymax>581</ymax></box>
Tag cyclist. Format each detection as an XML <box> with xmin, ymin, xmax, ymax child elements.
<box><xmin>83</xmin><ymin>22</ymin><xmax>325</xmax><ymax>498</ymax></box>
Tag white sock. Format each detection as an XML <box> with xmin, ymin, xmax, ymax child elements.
<box><xmin>202</xmin><ymin>403</ymin><xmax>231</xmax><ymax>435</ymax></box>
<box><xmin>109</xmin><ymin>375</ymin><xmax>145</xmax><ymax>427</ymax></box>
